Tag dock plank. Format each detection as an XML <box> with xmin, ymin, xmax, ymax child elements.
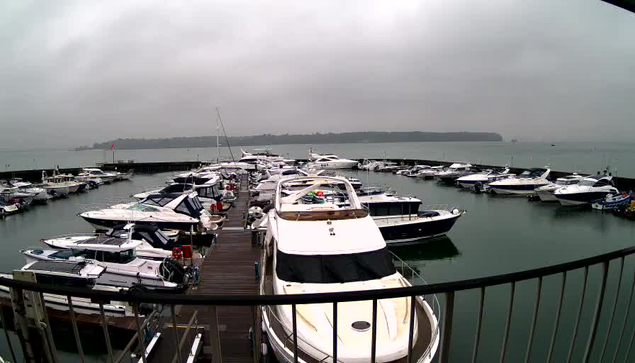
<box><xmin>152</xmin><ymin>174</ymin><xmax>261</xmax><ymax>363</ymax></box>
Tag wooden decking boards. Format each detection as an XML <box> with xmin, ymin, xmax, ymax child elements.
<box><xmin>151</xmin><ymin>174</ymin><xmax>261</xmax><ymax>363</ymax></box>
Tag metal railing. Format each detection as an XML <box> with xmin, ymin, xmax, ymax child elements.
<box><xmin>2</xmin><ymin>245</ymin><xmax>635</xmax><ymax>362</ymax></box>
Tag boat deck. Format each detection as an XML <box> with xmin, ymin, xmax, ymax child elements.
<box><xmin>151</xmin><ymin>174</ymin><xmax>262</xmax><ymax>363</ymax></box>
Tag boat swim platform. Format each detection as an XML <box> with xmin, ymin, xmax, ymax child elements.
<box><xmin>150</xmin><ymin>173</ymin><xmax>262</xmax><ymax>363</ymax></box>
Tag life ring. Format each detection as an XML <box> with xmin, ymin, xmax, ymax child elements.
<box><xmin>172</xmin><ymin>247</ymin><xmax>183</xmax><ymax>259</ymax></box>
<box><xmin>226</xmin><ymin>185</ymin><xmax>231</xmax><ymax>191</ymax></box>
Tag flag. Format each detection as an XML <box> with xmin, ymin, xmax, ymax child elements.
<box><xmin>110</xmin><ymin>144</ymin><xmax>114</xmax><ymax>150</ymax></box>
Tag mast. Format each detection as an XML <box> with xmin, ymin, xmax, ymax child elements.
<box><xmin>216</xmin><ymin>113</ymin><xmax>221</xmax><ymax>162</ymax></box>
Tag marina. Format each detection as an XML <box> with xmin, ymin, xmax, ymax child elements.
<box><xmin>0</xmin><ymin>149</ymin><xmax>634</xmax><ymax>362</ymax></box>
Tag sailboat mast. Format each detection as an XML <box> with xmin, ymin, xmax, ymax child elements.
<box><xmin>216</xmin><ymin>114</ymin><xmax>221</xmax><ymax>162</ymax></box>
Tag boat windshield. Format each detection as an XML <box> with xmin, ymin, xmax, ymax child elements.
<box><xmin>276</xmin><ymin>248</ymin><xmax>396</xmax><ymax>284</ymax></box>
<box><xmin>578</xmin><ymin>179</ymin><xmax>597</xmax><ymax>187</ymax></box>
<box><xmin>127</xmin><ymin>204</ymin><xmax>160</xmax><ymax>212</ymax></box>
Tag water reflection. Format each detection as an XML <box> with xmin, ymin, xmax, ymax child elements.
<box><xmin>389</xmin><ymin>236</ymin><xmax>460</xmax><ymax>262</ymax></box>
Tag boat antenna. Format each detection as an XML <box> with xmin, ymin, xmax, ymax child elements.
<box><xmin>216</xmin><ymin>108</ymin><xmax>235</xmax><ymax>162</ymax></box>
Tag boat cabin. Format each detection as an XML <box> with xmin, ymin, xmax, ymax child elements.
<box><xmin>19</xmin><ymin>260</ymin><xmax>104</xmax><ymax>288</ymax></box>
<box><xmin>141</xmin><ymin>193</ymin><xmax>205</xmax><ymax>218</ymax></box>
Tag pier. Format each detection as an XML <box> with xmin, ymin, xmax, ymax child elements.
<box><xmin>150</xmin><ymin>173</ymin><xmax>261</xmax><ymax>363</ymax></box>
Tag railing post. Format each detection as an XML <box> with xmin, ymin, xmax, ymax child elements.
<box><xmin>439</xmin><ymin>291</ymin><xmax>455</xmax><ymax>363</ymax></box>
<box><xmin>611</xmin><ymin>265</ymin><xmax>635</xmax><ymax>363</ymax></box>
<box><xmin>547</xmin><ymin>272</ymin><xmax>567</xmax><ymax>363</ymax></box>
<box><xmin>67</xmin><ymin>296</ymin><xmax>85</xmax><ymax>363</ymax></box>
<box><xmin>499</xmin><ymin>282</ymin><xmax>516</xmax><ymax>363</ymax></box>
<box><xmin>252</xmin><ymin>305</ymin><xmax>262</xmax><ymax>363</ymax></box>
<box><xmin>99</xmin><ymin>303</ymin><xmax>115</xmax><ymax>363</ymax></box>
<box><xmin>566</xmin><ymin>266</ymin><xmax>589</xmax><ymax>363</ymax></box>
<box><xmin>133</xmin><ymin>303</ymin><xmax>147</xmax><ymax>363</ymax></box>
<box><xmin>292</xmin><ymin>304</ymin><xmax>298</xmax><ymax>363</ymax></box>
<box><xmin>170</xmin><ymin>305</ymin><xmax>183</xmax><ymax>363</ymax></box>
<box><xmin>333</xmin><ymin>302</ymin><xmax>338</xmax><ymax>363</ymax></box>
<box><xmin>0</xmin><ymin>305</ymin><xmax>17</xmax><ymax>363</ymax></box>
<box><xmin>582</xmin><ymin>261</ymin><xmax>609</xmax><ymax>362</ymax></box>
<box><xmin>371</xmin><ymin>299</ymin><xmax>378</xmax><ymax>363</ymax></box>
<box><xmin>524</xmin><ymin>277</ymin><xmax>543</xmax><ymax>363</ymax></box>
<box><xmin>471</xmin><ymin>287</ymin><xmax>485</xmax><ymax>363</ymax></box>
<box><xmin>599</xmin><ymin>257</ymin><xmax>624</xmax><ymax>362</ymax></box>
<box><xmin>10</xmin><ymin>287</ymin><xmax>36</xmax><ymax>362</ymax></box>
<box><xmin>209</xmin><ymin>306</ymin><xmax>223</xmax><ymax>363</ymax></box>
<box><xmin>407</xmin><ymin>296</ymin><xmax>416</xmax><ymax>363</ymax></box>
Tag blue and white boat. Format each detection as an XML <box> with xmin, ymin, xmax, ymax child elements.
<box><xmin>591</xmin><ymin>192</ymin><xmax>632</xmax><ymax>211</ymax></box>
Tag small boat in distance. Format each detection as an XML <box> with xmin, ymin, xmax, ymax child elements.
<box><xmin>534</xmin><ymin>173</ymin><xmax>585</xmax><ymax>202</ymax></box>
<box><xmin>554</xmin><ymin>174</ymin><xmax>619</xmax><ymax>206</ymax></box>
<box><xmin>488</xmin><ymin>168</ymin><xmax>551</xmax><ymax>195</ymax></box>
<box><xmin>306</xmin><ymin>153</ymin><xmax>359</xmax><ymax>169</ymax></box>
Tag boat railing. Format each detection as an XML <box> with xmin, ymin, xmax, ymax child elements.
<box><xmin>390</xmin><ymin>251</ymin><xmax>442</xmax><ymax>361</ymax></box>
<box><xmin>421</xmin><ymin>203</ymin><xmax>461</xmax><ymax>212</ymax></box>
<box><xmin>2</xmin><ymin>245</ymin><xmax>635</xmax><ymax>362</ymax></box>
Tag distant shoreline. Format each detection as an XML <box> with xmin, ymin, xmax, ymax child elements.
<box><xmin>76</xmin><ymin>131</ymin><xmax>503</xmax><ymax>151</ymax></box>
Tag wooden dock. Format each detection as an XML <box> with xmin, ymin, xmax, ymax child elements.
<box><xmin>151</xmin><ymin>174</ymin><xmax>262</xmax><ymax>363</ymax></box>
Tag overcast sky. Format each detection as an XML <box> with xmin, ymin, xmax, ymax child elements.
<box><xmin>1</xmin><ymin>0</ymin><xmax>634</xmax><ymax>149</ymax></box>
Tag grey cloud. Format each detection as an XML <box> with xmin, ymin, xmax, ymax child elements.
<box><xmin>1</xmin><ymin>0</ymin><xmax>634</xmax><ymax>149</ymax></box>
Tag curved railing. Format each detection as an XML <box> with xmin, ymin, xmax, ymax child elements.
<box><xmin>1</xmin><ymin>245</ymin><xmax>635</xmax><ymax>362</ymax></box>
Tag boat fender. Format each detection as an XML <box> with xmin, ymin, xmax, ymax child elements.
<box><xmin>193</xmin><ymin>266</ymin><xmax>200</xmax><ymax>284</ymax></box>
<box><xmin>172</xmin><ymin>247</ymin><xmax>183</xmax><ymax>259</ymax></box>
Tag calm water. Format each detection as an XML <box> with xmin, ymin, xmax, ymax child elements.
<box><xmin>1</xmin><ymin>169</ymin><xmax>635</xmax><ymax>361</ymax></box>
<box><xmin>2</xmin><ymin>141</ymin><xmax>635</xmax><ymax>177</ymax></box>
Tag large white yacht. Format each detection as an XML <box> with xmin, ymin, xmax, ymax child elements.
<box><xmin>455</xmin><ymin>167</ymin><xmax>514</xmax><ymax>190</ymax></box>
<box><xmin>534</xmin><ymin>173</ymin><xmax>585</xmax><ymax>202</ymax></box>
<box><xmin>488</xmin><ymin>168</ymin><xmax>551</xmax><ymax>195</ymax></box>
<box><xmin>22</xmin><ymin>239</ymin><xmax>191</xmax><ymax>292</ymax></box>
<box><xmin>80</xmin><ymin>192</ymin><xmax>218</xmax><ymax>232</ymax></box>
<box><xmin>78</xmin><ymin>168</ymin><xmax>118</xmax><ymax>184</ymax></box>
<box><xmin>358</xmin><ymin>190</ymin><xmax>464</xmax><ymax>244</ymax></box>
<box><xmin>306</xmin><ymin>153</ymin><xmax>358</xmax><ymax>169</ymax></box>
<box><xmin>554</xmin><ymin>174</ymin><xmax>619</xmax><ymax>206</ymax></box>
<box><xmin>260</xmin><ymin>176</ymin><xmax>439</xmax><ymax>363</ymax></box>
<box><xmin>435</xmin><ymin>163</ymin><xmax>474</xmax><ymax>184</ymax></box>
<box><xmin>41</xmin><ymin>224</ymin><xmax>176</xmax><ymax>260</ymax></box>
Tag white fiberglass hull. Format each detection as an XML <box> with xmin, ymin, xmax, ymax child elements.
<box><xmin>536</xmin><ymin>190</ymin><xmax>558</xmax><ymax>202</ymax></box>
<box><xmin>23</xmin><ymin>252</ymin><xmax>183</xmax><ymax>292</ymax></box>
<box><xmin>311</xmin><ymin>161</ymin><xmax>359</xmax><ymax>169</ymax></box>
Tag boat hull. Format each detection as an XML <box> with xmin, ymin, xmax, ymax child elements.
<box><xmin>536</xmin><ymin>190</ymin><xmax>558</xmax><ymax>202</ymax></box>
<box><xmin>81</xmin><ymin>216</ymin><xmax>198</xmax><ymax>232</ymax></box>
<box><xmin>555</xmin><ymin>191</ymin><xmax>612</xmax><ymax>206</ymax></box>
<box><xmin>489</xmin><ymin>183</ymin><xmax>548</xmax><ymax>195</ymax></box>
<box><xmin>375</xmin><ymin>212</ymin><xmax>462</xmax><ymax>245</ymax></box>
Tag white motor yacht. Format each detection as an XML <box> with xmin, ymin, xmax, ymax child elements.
<box><xmin>358</xmin><ymin>191</ymin><xmax>464</xmax><ymax>244</ymax></box>
<box><xmin>435</xmin><ymin>163</ymin><xmax>474</xmax><ymax>184</ymax></box>
<box><xmin>488</xmin><ymin>168</ymin><xmax>551</xmax><ymax>195</ymax></box>
<box><xmin>534</xmin><ymin>174</ymin><xmax>585</xmax><ymax>202</ymax></box>
<box><xmin>260</xmin><ymin>176</ymin><xmax>439</xmax><ymax>363</ymax></box>
<box><xmin>80</xmin><ymin>192</ymin><xmax>219</xmax><ymax>232</ymax></box>
<box><xmin>22</xmin><ymin>240</ymin><xmax>191</xmax><ymax>292</ymax></box>
<box><xmin>455</xmin><ymin>167</ymin><xmax>514</xmax><ymax>190</ymax></box>
<box><xmin>40</xmin><ymin>171</ymin><xmax>70</xmax><ymax>198</ymax></box>
<box><xmin>554</xmin><ymin>174</ymin><xmax>619</xmax><ymax>206</ymax></box>
<box><xmin>9</xmin><ymin>179</ymin><xmax>50</xmax><ymax>203</ymax></box>
<box><xmin>417</xmin><ymin>166</ymin><xmax>445</xmax><ymax>180</ymax></box>
<box><xmin>41</xmin><ymin>224</ymin><xmax>176</xmax><ymax>260</ymax></box>
<box><xmin>0</xmin><ymin>260</ymin><xmax>133</xmax><ymax>317</ymax></box>
<box><xmin>78</xmin><ymin>168</ymin><xmax>118</xmax><ymax>184</ymax></box>
<box><xmin>306</xmin><ymin>153</ymin><xmax>359</xmax><ymax>169</ymax></box>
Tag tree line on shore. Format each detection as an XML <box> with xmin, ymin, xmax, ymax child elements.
<box><xmin>77</xmin><ymin>131</ymin><xmax>503</xmax><ymax>150</ymax></box>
